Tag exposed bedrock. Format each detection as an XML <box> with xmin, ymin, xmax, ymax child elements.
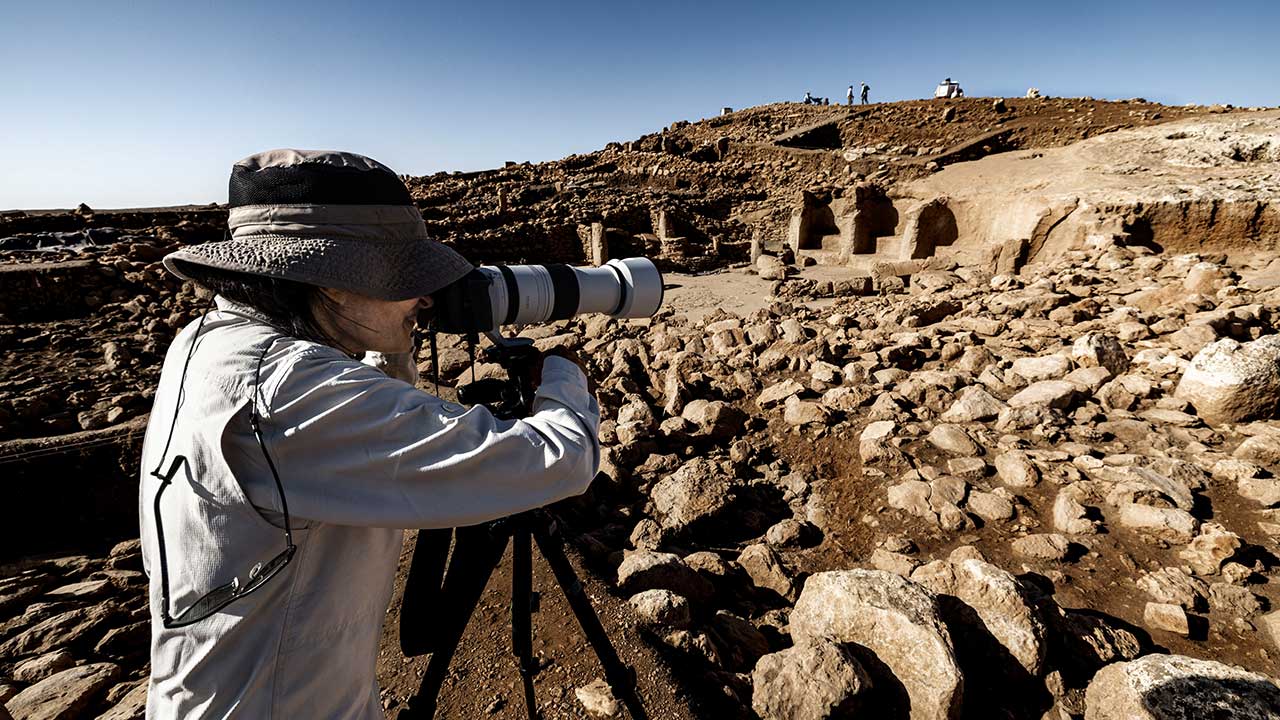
<box><xmin>890</xmin><ymin>111</ymin><xmax>1280</xmax><ymax>271</ymax></box>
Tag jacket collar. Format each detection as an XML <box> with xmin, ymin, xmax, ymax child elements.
<box><xmin>214</xmin><ymin>295</ymin><xmax>275</xmax><ymax>325</ymax></box>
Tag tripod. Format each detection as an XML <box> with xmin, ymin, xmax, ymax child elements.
<box><xmin>397</xmin><ymin>334</ymin><xmax>646</xmax><ymax>720</ymax></box>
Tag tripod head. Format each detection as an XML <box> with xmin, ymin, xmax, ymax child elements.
<box><xmin>456</xmin><ymin>331</ymin><xmax>539</xmax><ymax>420</ymax></box>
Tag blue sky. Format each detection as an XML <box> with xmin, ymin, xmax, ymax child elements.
<box><xmin>1</xmin><ymin>0</ymin><xmax>1274</xmax><ymax>209</ymax></box>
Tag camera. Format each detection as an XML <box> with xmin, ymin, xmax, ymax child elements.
<box><xmin>427</xmin><ymin>257</ymin><xmax>664</xmax><ymax>334</ymax></box>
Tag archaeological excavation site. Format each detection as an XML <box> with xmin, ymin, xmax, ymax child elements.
<box><xmin>6</xmin><ymin>96</ymin><xmax>1280</xmax><ymax>719</ymax></box>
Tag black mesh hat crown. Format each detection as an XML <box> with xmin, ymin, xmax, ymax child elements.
<box><xmin>228</xmin><ymin>149</ymin><xmax>413</xmax><ymax>207</ymax></box>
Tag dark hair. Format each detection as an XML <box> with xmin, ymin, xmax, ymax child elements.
<box><xmin>173</xmin><ymin>260</ymin><xmax>338</xmax><ymax>347</ymax></box>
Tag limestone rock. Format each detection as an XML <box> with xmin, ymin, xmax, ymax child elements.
<box><xmin>680</xmin><ymin>399</ymin><xmax>744</xmax><ymax>439</ymax></box>
<box><xmin>1011</xmin><ymin>354</ymin><xmax>1073</xmax><ymax>382</ymax></box>
<box><xmin>751</xmin><ymin>640</ymin><xmax>871</xmax><ymax>720</ymax></box>
<box><xmin>1073</xmin><ymin>333</ymin><xmax>1131</xmax><ymax>376</ymax></box>
<box><xmin>1052</xmin><ymin>488</ymin><xmax>1096</xmax><ymax>536</ymax></box>
<box><xmin>859</xmin><ymin>421</ymin><xmax>899</xmax><ymax>463</ymax></box>
<box><xmin>1084</xmin><ymin>653</ymin><xmax>1280</xmax><ymax>720</ymax></box>
<box><xmin>784</xmin><ymin>395</ymin><xmax>831</xmax><ymax>426</ymax></box>
<box><xmin>1117</xmin><ymin>503</ymin><xmax>1199</xmax><ymax>544</ymax></box>
<box><xmin>738</xmin><ymin>543</ymin><xmax>796</xmax><ymax>600</ymax></box>
<box><xmin>790</xmin><ymin>569</ymin><xmax>963</xmax><ymax>720</ymax></box>
<box><xmin>1236</xmin><ymin>431</ymin><xmax>1280</xmax><ymax>469</ymax></box>
<box><xmin>1137</xmin><ymin>567</ymin><xmax>1209</xmax><ymax>611</ymax></box>
<box><xmin>758</xmin><ymin>379</ymin><xmax>804</xmax><ymax>408</ymax></box>
<box><xmin>96</xmin><ymin>680</ymin><xmax>149</xmax><ymax>720</ymax></box>
<box><xmin>1008</xmin><ymin>380</ymin><xmax>1078</xmax><ymax>409</ymax></box>
<box><xmin>911</xmin><ymin>558</ymin><xmax>1047</xmax><ymax>674</ymax></box>
<box><xmin>708</xmin><ymin>610</ymin><xmax>770</xmax><ymax>671</ymax></box>
<box><xmin>628</xmin><ymin>589</ymin><xmax>692</xmax><ymax>629</ymax></box>
<box><xmin>1178</xmin><ymin>522</ymin><xmax>1241</xmax><ymax>575</ymax></box>
<box><xmin>575</xmin><ymin>678</ymin><xmax>622</xmax><ymax>718</ymax></box>
<box><xmin>616</xmin><ymin>550</ymin><xmax>713</xmax><ymax>603</ymax></box>
<box><xmin>12</xmin><ymin>649</ymin><xmax>75</xmax><ymax>684</ymax></box>
<box><xmin>5</xmin><ymin>662</ymin><xmax>120</xmax><ymax>720</ymax></box>
<box><xmin>940</xmin><ymin>387</ymin><xmax>1006</xmax><ymax>423</ymax></box>
<box><xmin>928</xmin><ymin>424</ymin><xmax>981</xmax><ymax>457</ymax></box>
<box><xmin>1011</xmin><ymin>533</ymin><xmax>1071</xmax><ymax>561</ymax></box>
<box><xmin>1143</xmin><ymin>602</ymin><xmax>1190</xmax><ymax>635</ymax></box>
<box><xmin>967</xmin><ymin>490</ymin><xmax>1015</xmax><ymax>522</ymax></box>
<box><xmin>650</xmin><ymin>458</ymin><xmax>737</xmax><ymax>537</ymax></box>
<box><xmin>994</xmin><ymin>451</ymin><xmax>1040</xmax><ymax>487</ymax></box>
<box><xmin>1175</xmin><ymin>335</ymin><xmax>1280</xmax><ymax>425</ymax></box>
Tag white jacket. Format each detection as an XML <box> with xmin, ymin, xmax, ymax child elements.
<box><xmin>139</xmin><ymin>297</ymin><xmax>600</xmax><ymax>719</ymax></box>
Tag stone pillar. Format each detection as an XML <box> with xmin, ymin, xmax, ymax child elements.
<box><xmin>657</xmin><ymin>210</ymin><xmax>671</xmax><ymax>240</ymax></box>
<box><xmin>497</xmin><ymin>186</ymin><xmax>507</xmax><ymax>213</ymax></box>
<box><xmin>750</xmin><ymin>229</ymin><xmax>763</xmax><ymax>264</ymax></box>
<box><xmin>589</xmin><ymin>223</ymin><xmax>608</xmax><ymax>266</ymax></box>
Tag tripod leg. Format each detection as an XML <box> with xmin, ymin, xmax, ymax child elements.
<box><xmin>512</xmin><ymin>526</ymin><xmax>534</xmax><ymax>669</ymax></box>
<box><xmin>511</xmin><ymin>526</ymin><xmax>541</xmax><ymax>720</ymax></box>
<box><xmin>398</xmin><ymin>524</ymin><xmax>509</xmax><ymax>720</ymax></box>
<box><xmin>400</xmin><ymin>528</ymin><xmax>453</xmax><ymax>657</ymax></box>
<box><xmin>533</xmin><ymin>524</ymin><xmax>648</xmax><ymax>720</ymax></box>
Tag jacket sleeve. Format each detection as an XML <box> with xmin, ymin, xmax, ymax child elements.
<box><xmin>235</xmin><ymin>350</ymin><xmax>601</xmax><ymax>529</ymax></box>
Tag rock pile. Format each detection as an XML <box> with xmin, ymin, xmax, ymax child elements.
<box><xmin>559</xmin><ymin>240</ymin><xmax>1280</xmax><ymax>717</ymax></box>
<box><xmin>0</xmin><ymin>541</ymin><xmax>148</xmax><ymax>719</ymax></box>
<box><xmin>2</xmin><ymin>99</ymin><xmax>1278</xmax><ymax>718</ymax></box>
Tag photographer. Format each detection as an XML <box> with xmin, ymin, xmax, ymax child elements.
<box><xmin>138</xmin><ymin>149</ymin><xmax>601</xmax><ymax>719</ymax></box>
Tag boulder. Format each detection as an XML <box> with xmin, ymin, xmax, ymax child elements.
<box><xmin>751</xmin><ymin>640</ymin><xmax>871</xmax><ymax>720</ymax></box>
<box><xmin>1011</xmin><ymin>355</ymin><xmax>1073</xmax><ymax>382</ymax></box>
<box><xmin>758</xmin><ymin>379</ymin><xmax>804</xmax><ymax>408</ymax></box>
<box><xmin>1174</xmin><ymin>335</ymin><xmax>1280</xmax><ymax>425</ymax></box>
<box><xmin>12</xmin><ymin>649</ymin><xmax>75</xmax><ymax>683</ymax></box>
<box><xmin>738</xmin><ymin>543</ymin><xmax>796</xmax><ymax>600</ymax></box>
<box><xmin>911</xmin><ymin>558</ymin><xmax>1047</xmax><ymax>675</ymax></box>
<box><xmin>784</xmin><ymin>395</ymin><xmax>831</xmax><ymax>426</ymax></box>
<box><xmin>1008</xmin><ymin>380</ymin><xmax>1078</xmax><ymax>409</ymax></box>
<box><xmin>708</xmin><ymin>610</ymin><xmax>771</xmax><ymax>671</ymax></box>
<box><xmin>650</xmin><ymin>458</ymin><xmax>738</xmax><ymax>537</ymax></box>
<box><xmin>994</xmin><ymin>451</ymin><xmax>1040</xmax><ymax>487</ymax></box>
<box><xmin>790</xmin><ymin>569</ymin><xmax>963</xmax><ymax>720</ymax></box>
<box><xmin>96</xmin><ymin>681</ymin><xmax>148</xmax><ymax>720</ymax></box>
<box><xmin>1143</xmin><ymin>602</ymin><xmax>1190</xmax><ymax>635</ymax></box>
<box><xmin>1117</xmin><ymin>503</ymin><xmax>1199</xmax><ymax>544</ymax></box>
<box><xmin>1178</xmin><ymin>522</ymin><xmax>1241</xmax><ymax>576</ymax></box>
<box><xmin>680</xmin><ymin>399</ymin><xmax>744</xmax><ymax>439</ymax></box>
<box><xmin>575</xmin><ymin>679</ymin><xmax>621</xmax><ymax>719</ymax></box>
<box><xmin>5</xmin><ymin>662</ymin><xmax>120</xmax><ymax>720</ymax></box>
<box><xmin>940</xmin><ymin>387</ymin><xmax>1006</xmax><ymax>423</ymax></box>
<box><xmin>1011</xmin><ymin>533</ymin><xmax>1071</xmax><ymax>561</ymax></box>
<box><xmin>927</xmin><ymin>424</ymin><xmax>981</xmax><ymax>457</ymax></box>
<box><xmin>1054</xmin><ymin>490</ymin><xmax>1101</xmax><ymax>534</ymax></box>
<box><xmin>1137</xmin><ymin>568</ymin><xmax>1208</xmax><ymax>611</ymax></box>
<box><xmin>628</xmin><ymin>589</ymin><xmax>692</xmax><ymax>629</ymax></box>
<box><xmin>1073</xmin><ymin>333</ymin><xmax>1131</xmax><ymax>376</ymax></box>
<box><xmin>616</xmin><ymin>551</ymin><xmax>713</xmax><ymax>603</ymax></box>
<box><xmin>859</xmin><ymin>421</ymin><xmax>899</xmax><ymax>463</ymax></box>
<box><xmin>1084</xmin><ymin>653</ymin><xmax>1280</xmax><ymax>720</ymax></box>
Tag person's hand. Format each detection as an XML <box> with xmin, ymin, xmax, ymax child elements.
<box><xmin>536</xmin><ymin>347</ymin><xmax>596</xmax><ymax>394</ymax></box>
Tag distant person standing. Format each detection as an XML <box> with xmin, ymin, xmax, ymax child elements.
<box><xmin>860</xmin><ymin>82</ymin><xmax>870</xmax><ymax>104</ymax></box>
<box><xmin>847</xmin><ymin>85</ymin><xmax>854</xmax><ymax>105</ymax></box>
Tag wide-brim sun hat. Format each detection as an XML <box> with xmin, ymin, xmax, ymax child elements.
<box><xmin>163</xmin><ymin>149</ymin><xmax>474</xmax><ymax>301</ymax></box>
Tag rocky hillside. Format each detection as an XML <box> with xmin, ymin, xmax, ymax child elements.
<box><xmin>4</xmin><ymin>97</ymin><xmax>1280</xmax><ymax>719</ymax></box>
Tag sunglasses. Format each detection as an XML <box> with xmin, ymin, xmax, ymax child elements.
<box><xmin>149</xmin><ymin>310</ymin><xmax>296</xmax><ymax>628</ymax></box>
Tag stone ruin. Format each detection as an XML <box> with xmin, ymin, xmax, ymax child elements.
<box><xmin>6</xmin><ymin>98</ymin><xmax>1280</xmax><ymax>719</ymax></box>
